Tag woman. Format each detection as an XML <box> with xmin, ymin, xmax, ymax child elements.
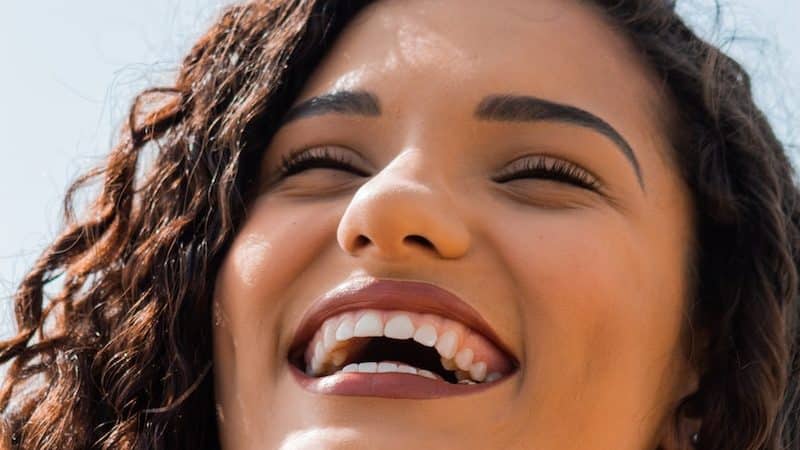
<box><xmin>1</xmin><ymin>0</ymin><xmax>797</xmax><ymax>448</ymax></box>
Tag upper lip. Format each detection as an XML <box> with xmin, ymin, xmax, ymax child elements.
<box><xmin>287</xmin><ymin>277</ymin><xmax>518</xmax><ymax>368</ymax></box>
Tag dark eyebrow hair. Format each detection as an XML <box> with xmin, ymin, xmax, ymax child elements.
<box><xmin>281</xmin><ymin>90</ymin><xmax>381</xmax><ymax>125</ymax></box>
<box><xmin>475</xmin><ymin>94</ymin><xmax>644</xmax><ymax>189</ymax></box>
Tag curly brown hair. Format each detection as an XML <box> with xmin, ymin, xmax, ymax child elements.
<box><xmin>1</xmin><ymin>1</ymin><xmax>798</xmax><ymax>449</ymax></box>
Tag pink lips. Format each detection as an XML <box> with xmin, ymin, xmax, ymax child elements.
<box><xmin>287</xmin><ymin>278</ymin><xmax>518</xmax><ymax>399</ymax></box>
<box><xmin>289</xmin><ymin>364</ymin><xmax>506</xmax><ymax>399</ymax></box>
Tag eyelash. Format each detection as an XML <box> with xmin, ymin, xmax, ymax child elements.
<box><xmin>278</xmin><ymin>147</ymin><xmax>369</xmax><ymax>178</ymax></box>
<box><xmin>492</xmin><ymin>157</ymin><xmax>600</xmax><ymax>190</ymax></box>
<box><xmin>277</xmin><ymin>147</ymin><xmax>600</xmax><ymax>191</ymax></box>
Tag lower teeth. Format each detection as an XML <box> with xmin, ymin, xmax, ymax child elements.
<box><xmin>304</xmin><ymin>358</ymin><xmax>505</xmax><ymax>385</ymax></box>
<box><xmin>326</xmin><ymin>361</ymin><xmax>495</xmax><ymax>384</ymax></box>
<box><xmin>336</xmin><ymin>361</ymin><xmax>441</xmax><ymax>380</ymax></box>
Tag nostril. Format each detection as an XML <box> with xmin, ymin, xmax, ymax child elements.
<box><xmin>354</xmin><ymin>235</ymin><xmax>371</xmax><ymax>248</ymax></box>
<box><xmin>404</xmin><ymin>234</ymin><xmax>434</xmax><ymax>249</ymax></box>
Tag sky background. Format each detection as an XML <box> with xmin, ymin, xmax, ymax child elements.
<box><xmin>1</xmin><ymin>0</ymin><xmax>798</xmax><ymax>339</ymax></box>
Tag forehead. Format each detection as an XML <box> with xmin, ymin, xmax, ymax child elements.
<box><xmin>297</xmin><ymin>0</ymin><xmax>664</xmax><ymax>127</ymax></box>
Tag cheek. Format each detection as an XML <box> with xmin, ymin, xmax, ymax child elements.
<box><xmin>489</xmin><ymin>208</ymin><xmax>688</xmax><ymax>420</ymax></box>
<box><xmin>212</xmin><ymin>197</ymin><xmax>342</xmax><ymax>408</ymax></box>
<box><xmin>218</xmin><ymin>195</ymin><xmax>344</xmax><ymax>303</ymax></box>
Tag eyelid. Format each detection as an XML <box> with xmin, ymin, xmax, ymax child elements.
<box><xmin>508</xmin><ymin>154</ymin><xmax>580</xmax><ymax>172</ymax></box>
<box><xmin>494</xmin><ymin>154</ymin><xmax>602</xmax><ymax>189</ymax></box>
<box><xmin>277</xmin><ymin>145</ymin><xmax>371</xmax><ymax>177</ymax></box>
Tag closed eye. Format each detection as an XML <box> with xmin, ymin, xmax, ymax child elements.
<box><xmin>492</xmin><ymin>156</ymin><xmax>601</xmax><ymax>191</ymax></box>
<box><xmin>277</xmin><ymin>148</ymin><xmax>600</xmax><ymax>192</ymax></box>
<box><xmin>277</xmin><ymin>146</ymin><xmax>370</xmax><ymax>178</ymax></box>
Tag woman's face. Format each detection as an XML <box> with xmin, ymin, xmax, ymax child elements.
<box><xmin>212</xmin><ymin>0</ymin><xmax>698</xmax><ymax>448</ymax></box>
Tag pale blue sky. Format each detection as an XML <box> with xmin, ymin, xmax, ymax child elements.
<box><xmin>1</xmin><ymin>0</ymin><xmax>798</xmax><ymax>338</ymax></box>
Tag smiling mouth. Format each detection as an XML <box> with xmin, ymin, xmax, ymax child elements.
<box><xmin>287</xmin><ymin>279</ymin><xmax>518</xmax><ymax>399</ymax></box>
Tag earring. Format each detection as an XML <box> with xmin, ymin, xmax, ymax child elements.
<box><xmin>690</xmin><ymin>431</ymin><xmax>700</xmax><ymax>447</ymax></box>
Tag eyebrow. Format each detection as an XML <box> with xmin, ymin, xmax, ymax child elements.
<box><xmin>475</xmin><ymin>94</ymin><xmax>644</xmax><ymax>188</ymax></box>
<box><xmin>281</xmin><ymin>90</ymin><xmax>380</xmax><ymax>125</ymax></box>
<box><xmin>280</xmin><ymin>90</ymin><xmax>643</xmax><ymax>189</ymax></box>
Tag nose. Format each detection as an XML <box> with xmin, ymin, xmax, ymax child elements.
<box><xmin>336</xmin><ymin>155</ymin><xmax>471</xmax><ymax>260</ymax></box>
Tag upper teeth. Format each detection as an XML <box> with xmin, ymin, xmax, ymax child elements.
<box><xmin>304</xmin><ymin>309</ymin><xmax>507</xmax><ymax>383</ymax></box>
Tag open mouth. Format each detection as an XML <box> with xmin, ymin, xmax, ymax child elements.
<box><xmin>287</xmin><ymin>279</ymin><xmax>519</xmax><ymax>399</ymax></box>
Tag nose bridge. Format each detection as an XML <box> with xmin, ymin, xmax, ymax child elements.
<box><xmin>336</xmin><ymin>151</ymin><xmax>471</xmax><ymax>260</ymax></box>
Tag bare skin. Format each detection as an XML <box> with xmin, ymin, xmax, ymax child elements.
<box><xmin>212</xmin><ymin>0</ymin><xmax>699</xmax><ymax>448</ymax></box>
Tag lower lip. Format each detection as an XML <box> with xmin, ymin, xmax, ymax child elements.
<box><xmin>289</xmin><ymin>365</ymin><xmax>506</xmax><ymax>399</ymax></box>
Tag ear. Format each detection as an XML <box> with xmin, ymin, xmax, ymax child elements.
<box><xmin>657</xmin><ymin>413</ymin><xmax>701</xmax><ymax>450</ymax></box>
<box><xmin>657</xmin><ymin>327</ymin><xmax>708</xmax><ymax>449</ymax></box>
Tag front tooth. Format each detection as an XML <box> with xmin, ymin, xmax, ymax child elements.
<box><xmin>342</xmin><ymin>363</ymin><xmax>358</xmax><ymax>373</ymax></box>
<box><xmin>357</xmin><ymin>362</ymin><xmax>378</xmax><ymax>373</ymax></box>
<box><xmin>330</xmin><ymin>349</ymin><xmax>347</xmax><ymax>366</ymax></box>
<box><xmin>336</xmin><ymin>317</ymin><xmax>355</xmax><ymax>341</ymax></box>
<box><xmin>455</xmin><ymin>348</ymin><xmax>474</xmax><ymax>371</ymax></box>
<box><xmin>310</xmin><ymin>356</ymin><xmax>324</xmax><ymax>375</ymax></box>
<box><xmin>323</xmin><ymin>320</ymin><xmax>338</xmax><ymax>350</ymax></box>
<box><xmin>469</xmin><ymin>361</ymin><xmax>487</xmax><ymax>382</ymax></box>
<box><xmin>441</xmin><ymin>357</ymin><xmax>456</xmax><ymax>371</ymax></box>
<box><xmin>377</xmin><ymin>362</ymin><xmax>399</xmax><ymax>373</ymax></box>
<box><xmin>486</xmin><ymin>372</ymin><xmax>502</xmax><ymax>382</ymax></box>
<box><xmin>413</xmin><ymin>324</ymin><xmax>437</xmax><ymax>347</ymax></box>
<box><xmin>435</xmin><ymin>331</ymin><xmax>459</xmax><ymax>359</ymax></box>
<box><xmin>354</xmin><ymin>312</ymin><xmax>383</xmax><ymax>337</ymax></box>
<box><xmin>314</xmin><ymin>341</ymin><xmax>325</xmax><ymax>363</ymax></box>
<box><xmin>418</xmin><ymin>369</ymin><xmax>438</xmax><ymax>380</ymax></box>
<box><xmin>396</xmin><ymin>364</ymin><xmax>417</xmax><ymax>374</ymax></box>
<box><xmin>384</xmin><ymin>314</ymin><xmax>414</xmax><ymax>339</ymax></box>
<box><xmin>458</xmin><ymin>379</ymin><xmax>477</xmax><ymax>385</ymax></box>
